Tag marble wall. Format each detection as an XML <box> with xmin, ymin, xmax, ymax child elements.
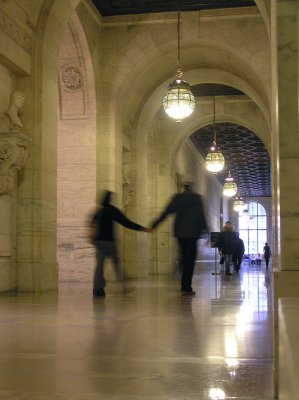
<box><xmin>57</xmin><ymin>15</ymin><xmax>97</xmax><ymax>283</ymax></box>
<box><xmin>0</xmin><ymin>0</ymin><xmax>273</xmax><ymax>290</ymax></box>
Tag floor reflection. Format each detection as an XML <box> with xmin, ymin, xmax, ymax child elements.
<box><xmin>0</xmin><ymin>261</ymin><xmax>273</xmax><ymax>399</ymax></box>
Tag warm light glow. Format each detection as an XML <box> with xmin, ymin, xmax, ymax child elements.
<box><xmin>226</xmin><ymin>358</ymin><xmax>239</xmax><ymax>377</ymax></box>
<box><xmin>208</xmin><ymin>388</ymin><xmax>226</xmax><ymax>399</ymax></box>
<box><xmin>205</xmin><ymin>145</ymin><xmax>225</xmax><ymax>173</ymax></box>
<box><xmin>222</xmin><ymin>172</ymin><xmax>237</xmax><ymax>197</ymax></box>
<box><xmin>163</xmin><ymin>78</ymin><xmax>195</xmax><ymax>121</ymax></box>
<box><xmin>233</xmin><ymin>194</ymin><xmax>245</xmax><ymax>212</ymax></box>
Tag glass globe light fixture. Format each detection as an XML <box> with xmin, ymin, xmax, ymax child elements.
<box><xmin>222</xmin><ymin>171</ymin><xmax>237</xmax><ymax>198</ymax></box>
<box><xmin>233</xmin><ymin>193</ymin><xmax>245</xmax><ymax>213</ymax></box>
<box><xmin>163</xmin><ymin>9</ymin><xmax>195</xmax><ymax>121</ymax></box>
<box><xmin>205</xmin><ymin>97</ymin><xmax>225</xmax><ymax>173</ymax></box>
<box><xmin>163</xmin><ymin>72</ymin><xmax>195</xmax><ymax>121</ymax></box>
<box><xmin>205</xmin><ymin>142</ymin><xmax>225</xmax><ymax>173</ymax></box>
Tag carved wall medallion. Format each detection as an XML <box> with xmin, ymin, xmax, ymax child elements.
<box><xmin>62</xmin><ymin>66</ymin><xmax>83</xmax><ymax>90</ymax></box>
<box><xmin>0</xmin><ymin>132</ymin><xmax>30</xmax><ymax>194</ymax></box>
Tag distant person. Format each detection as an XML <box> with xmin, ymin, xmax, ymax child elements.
<box><xmin>263</xmin><ymin>242</ymin><xmax>271</xmax><ymax>269</ymax></box>
<box><xmin>218</xmin><ymin>221</ymin><xmax>237</xmax><ymax>276</ymax></box>
<box><xmin>150</xmin><ymin>178</ymin><xmax>208</xmax><ymax>296</ymax></box>
<box><xmin>232</xmin><ymin>232</ymin><xmax>245</xmax><ymax>272</ymax></box>
<box><xmin>250</xmin><ymin>253</ymin><xmax>256</xmax><ymax>265</ymax></box>
<box><xmin>90</xmin><ymin>190</ymin><xmax>150</xmax><ymax>297</ymax></box>
<box><xmin>256</xmin><ymin>253</ymin><xmax>262</xmax><ymax>266</ymax></box>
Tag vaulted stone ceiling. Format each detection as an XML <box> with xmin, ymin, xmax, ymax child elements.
<box><xmin>191</xmin><ymin>122</ymin><xmax>271</xmax><ymax>198</ymax></box>
<box><xmin>91</xmin><ymin>1</ymin><xmax>271</xmax><ymax>198</ymax></box>
<box><xmin>91</xmin><ymin>0</ymin><xmax>256</xmax><ymax>16</ymax></box>
<box><xmin>190</xmin><ymin>84</ymin><xmax>271</xmax><ymax>198</ymax></box>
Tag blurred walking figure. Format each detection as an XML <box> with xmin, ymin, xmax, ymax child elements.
<box><xmin>218</xmin><ymin>221</ymin><xmax>237</xmax><ymax>276</ymax></box>
<box><xmin>90</xmin><ymin>190</ymin><xmax>149</xmax><ymax>297</ymax></box>
<box><xmin>232</xmin><ymin>232</ymin><xmax>245</xmax><ymax>272</ymax></box>
<box><xmin>150</xmin><ymin>178</ymin><xmax>208</xmax><ymax>296</ymax></box>
<box><xmin>263</xmin><ymin>242</ymin><xmax>272</xmax><ymax>269</ymax></box>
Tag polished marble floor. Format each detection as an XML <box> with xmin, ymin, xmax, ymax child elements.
<box><xmin>0</xmin><ymin>261</ymin><xmax>274</xmax><ymax>399</ymax></box>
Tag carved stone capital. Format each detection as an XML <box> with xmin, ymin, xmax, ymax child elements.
<box><xmin>0</xmin><ymin>132</ymin><xmax>31</xmax><ymax>194</ymax></box>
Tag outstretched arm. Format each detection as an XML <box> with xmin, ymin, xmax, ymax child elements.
<box><xmin>150</xmin><ymin>197</ymin><xmax>176</xmax><ymax>230</ymax></box>
<box><xmin>113</xmin><ymin>206</ymin><xmax>146</xmax><ymax>231</ymax></box>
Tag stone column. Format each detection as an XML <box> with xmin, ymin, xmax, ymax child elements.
<box><xmin>0</xmin><ymin>132</ymin><xmax>30</xmax><ymax>292</ymax></box>
<box><xmin>273</xmin><ymin>1</ymin><xmax>299</xmax><ymax>396</ymax></box>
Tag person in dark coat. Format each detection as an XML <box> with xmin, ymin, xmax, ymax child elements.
<box><xmin>90</xmin><ymin>190</ymin><xmax>149</xmax><ymax>297</ymax></box>
<box><xmin>232</xmin><ymin>232</ymin><xmax>245</xmax><ymax>272</ymax></box>
<box><xmin>150</xmin><ymin>180</ymin><xmax>208</xmax><ymax>296</ymax></box>
<box><xmin>218</xmin><ymin>221</ymin><xmax>237</xmax><ymax>276</ymax></box>
<box><xmin>263</xmin><ymin>242</ymin><xmax>271</xmax><ymax>269</ymax></box>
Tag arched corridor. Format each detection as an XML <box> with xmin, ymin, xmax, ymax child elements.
<box><xmin>0</xmin><ymin>261</ymin><xmax>273</xmax><ymax>399</ymax></box>
<box><xmin>0</xmin><ymin>0</ymin><xmax>299</xmax><ymax>397</ymax></box>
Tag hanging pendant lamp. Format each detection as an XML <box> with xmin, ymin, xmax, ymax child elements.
<box><xmin>233</xmin><ymin>193</ymin><xmax>245</xmax><ymax>212</ymax></box>
<box><xmin>205</xmin><ymin>96</ymin><xmax>225</xmax><ymax>173</ymax></box>
<box><xmin>163</xmin><ymin>8</ymin><xmax>195</xmax><ymax>121</ymax></box>
<box><xmin>222</xmin><ymin>170</ymin><xmax>237</xmax><ymax>198</ymax></box>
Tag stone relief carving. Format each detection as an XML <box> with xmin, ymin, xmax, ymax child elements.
<box><xmin>0</xmin><ymin>11</ymin><xmax>32</xmax><ymax>53</ymax></box>
<box><xmin>0</xmin><ymin>91</ymin><xmax>30</xmax><ymax>194</ymax></box>
<box><xmin>123</xmin><ymin>121</ymin><xmax>133</xmax><ymax>138</ymax></box>
<box><xmin>62</xmin><ymin>66</ymin><xmax>83</xmax><ymax>90</ymax></box>
<box><xmin>122</xmin><ymin>162</ymin><xmax>135</xmax><ymax>213</ymax></box>
<box><xmin>4</xmin><ymin>91</ymin><xmax>25</xmax><ymax>131</ymax></box>
<box><xmin>0</xmin><ymin>132</ymin><xmax>30</xmax><ymax>194</ymax></box>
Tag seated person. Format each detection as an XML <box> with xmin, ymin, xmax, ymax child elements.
<box><xmin>250</xmin><ymin>253</ymin><xmax>256</xmax><ymax>265</ymax></box>
<box><xmin>255</xmin><ymin>253</ymin><xmax>262</xmax><ymax>265</ymax></box>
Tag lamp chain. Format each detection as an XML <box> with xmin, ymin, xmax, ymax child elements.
<box><xmin>176</xmin><ymin>7</ymin><xmax>183</xmax><ymax>79</ymax></box>
<box><xmin>213</xmin><ymin>96</ymin><xmax>216</xmax><ymax>145</ymax></box>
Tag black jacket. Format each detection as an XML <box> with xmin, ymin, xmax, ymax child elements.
<box><xmin>151</xmin><ymin>190</ymin><xmax>208</xmax><ymax>238</ymax></box>
<box><xmin>218</xmin><ymin>231</ymin><xmax>238</xmax><ymax>255</ymax></box>
<box><xmin>233</xmin><ymin>237</ymin><xmax>245</xmax><ymax>255</ymax></box>
<box><xmin>92</xmin><ymin>205</ymin><xmax>143</xmax><ymax>241</ymax></box>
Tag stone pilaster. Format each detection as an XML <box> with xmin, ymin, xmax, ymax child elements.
<box><xmin>274</xmin><ymin>1</ymin><xmax>299</xmax><ymax>396</ymax></box>
<box><xmin>0</xmin><ymin>131</ymin><xmax>30</xmax><ymax>292</ymax></box>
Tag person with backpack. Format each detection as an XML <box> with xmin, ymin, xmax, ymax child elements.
<box><xmin>90</xmin><ymin>190</ymin><xmax>150</xmax><ymax>297</ymax></box>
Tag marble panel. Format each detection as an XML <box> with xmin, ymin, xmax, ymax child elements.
<box><xmin>0</xmin><ymin>235</ymin><xmax>11</xmax><ymax>256</ymax></box>
<box><xmin>16</xmin><ymin>235</ymin><xmax>32</xmax><ymax>261</ymax></box>
<box><xmin>278</xmin><ymin>298</ymin><xmax>299</xmax><ymax>400</ymax></box>
<box><xmin>0</xmin><ymin>260</ymin><xmax>16</xmax><ymax>291</ymax></box>
<box><xmin>274</xmin><ymin>270</ymin><xmax>299</xmax><ymax>299</ymax></box>
<box><xmin>32</xmin><ymin>262</ymin><xmax>58</xmax><ymax>292</ymax></box>
<box><xmin>37</xmin><ymin>237</ymin><xmax>57</xmax><ymax>262</ymax></box>
<box><xmin>17</xmin><ymin>262</ymin><xmax>34</xmax><ymax>291</ymax></box>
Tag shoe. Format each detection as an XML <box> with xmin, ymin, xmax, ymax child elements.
<box><xmin>225</xmin><ymin>272</ymin><xmax>232</xmax><ymax>276</ymax></box>
<box><xmin>182</xmin><ymin>290</ymin><xmax>196</xmax><ymax>296</ymax></box>
<box><xmin>93</xmin><ymin>288</ymin><xmax>105</xmax><ymax>297</ymax></box>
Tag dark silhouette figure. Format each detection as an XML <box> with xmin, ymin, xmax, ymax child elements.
<box><xmin>150</xmin><ymin>181</ymin><xmax>208</xmax><ymax>296</ymax></box>
<box><xmin>232</xmin><ymin>232</ymin><xmax>245</xmax><ymax>272</ymax></box>
<box><xmin>218</xmin><ymin>221</ymin><xmax>237</xmax><ymax>276</ymax></box>
<box><xmin>90</xmin><ymin>190</ymin><xmax>149</xmax><ymax>297</ymax></box>
<box><xmin>263</xmin><ymin>242</ymin><xmax>271</xmax><ymax>269</ymax></box>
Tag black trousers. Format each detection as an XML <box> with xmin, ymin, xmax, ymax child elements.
<box><xmin>177</xmin><ymin>237</ymin><xmax>197</xmax><ymax>292</ymax></box>
<box><xmin>233</xmin><ymin>253</ymin><xmax>243</xmax><ymax>271</ymax></box>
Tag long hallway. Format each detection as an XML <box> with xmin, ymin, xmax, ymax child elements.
<box><xmin>0</xmin><ymin>261</ymin><xmax>273</xmax><ymax>399</ymax></box>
